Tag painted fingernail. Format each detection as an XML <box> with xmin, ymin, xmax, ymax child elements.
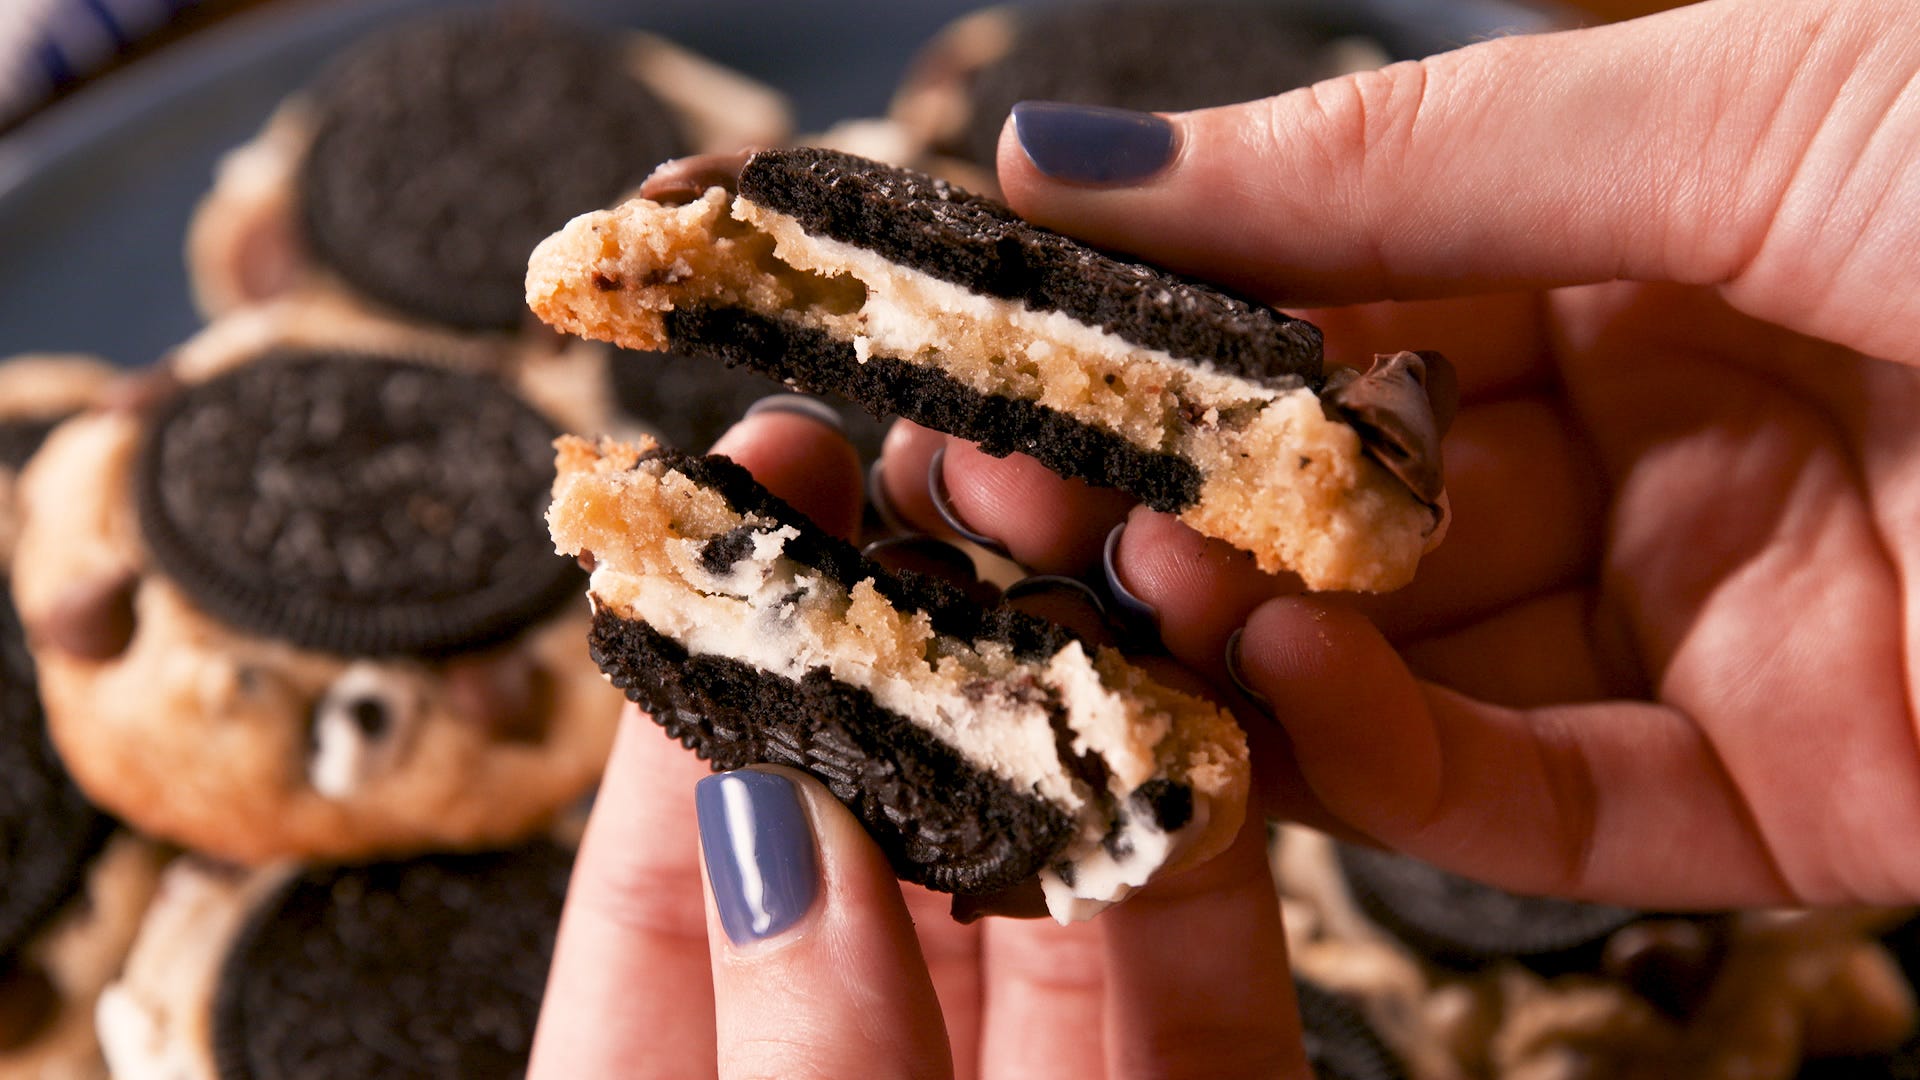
<box><xmin>744</xmin><ymin>393</ymin><xmax>845</xmax><ymax>433</ymax></box>
<box><xmin>1224</xmin><ymin>627</ymin><xmax>1273</xmax><ymax>714</ymax></box>
<box><xmin>863</xmin><ymin>534</ymin><xmax>977</xmax><ymax>585</ymax></box>
<box><xmin>867</xmin><ymin>459</ymin><xmax>911</xmax><ymax>536</ymax></box>
<box><xmin>1003</xmin><ymin>574</ymin><xmax>1115</xmax><ymax>647</ymax></box>
<box><xmin>927</xmin><ymin>446</ymin><xmax>1011</xmax><ymax>559</ymax></box>
<box><xmin>695</xmin><ymin>769</ymin><xmax>819</xmax><ymax>945</ymax></box>
<box><xmin>1101</xmin><ymin>522</ymin><xmax>1158</xmax><ymax>627</ymax></box>
<box><xmin>1012</xmin><ymin>101</ymin><xmax>1177</xmax><ymax>185</ymax></box>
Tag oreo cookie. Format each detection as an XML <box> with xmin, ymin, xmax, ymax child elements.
<box><xmin>607</xmin><ymin>347</ymin><xmax>891</xmax><ymax>458</ymax></box>
<box><xmin>1295</xmin><ymin>978</ymin><xmax>1407</xmax><ymax>1080</ymax></box>
<box><xmin>914</xmin><ymin>1</ymin><xmax>1358</xmax><ymax>168</ymax></box>
<box><xmin>299</xmin><ymin>14</ymin><xmax>690</xmax><ymax>330</ymax></box>
<box><xmin>528</xmin><ymin>148</ymin><xmax>1449</xmax><ymax>591</ymax></box>
<box><xmin>0</xmin><ymin>585</ymin><xmax>110</xmax><ymax>964</ymax></box>
<box><xmin>1335</xmin><ymin>843</ymin><xmax>1641</xmax><ymax>975</ymax></box>
<box><xmin>132</xmin><ymin>352</ymin><xmax>580</xmax><ymax>657</ymax></box>
<box><xmin>210</xmin><ymin>842</ymin><xmax>571</xmax><ymax>1079</ymax></box>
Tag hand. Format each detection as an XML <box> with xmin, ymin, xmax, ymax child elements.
<box><xmin>529</xmin><ymin>406</ymin><xmax>1308</xmax><ymax>1078</ymax></box>
<box><xmin>878</xmin><ymin>0</ymin><xmax>1920</xmax><ymax>911</ymax></box>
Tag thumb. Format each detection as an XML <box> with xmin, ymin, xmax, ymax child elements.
<box><xmin>997</xmin><ymin>0</ymin><xmax>1920</xmax><ymax>360</ymax></box>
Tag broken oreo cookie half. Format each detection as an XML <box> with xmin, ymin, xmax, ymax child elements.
<box><xmin>133</xmin><ymin>351</ymin><xmax>581</xmax><ymax>657</ymax></box>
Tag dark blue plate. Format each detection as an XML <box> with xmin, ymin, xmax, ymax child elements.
<box><xmin>0</xmin><ymin>0</ymin><xmax>1556</xmax><ymax>365</ymax></box>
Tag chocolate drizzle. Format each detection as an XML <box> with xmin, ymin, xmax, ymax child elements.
<box><xmin>1322</xmin><ymin>351</ymin><xmax>1456</xmax><ymax>505</ymax></box>
<box><xmin>638</xmin><ymin>149</ymin><xmax>755</xmax><ymax>206</ymax></box>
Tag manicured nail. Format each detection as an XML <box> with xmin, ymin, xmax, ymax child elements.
<box><xmin>1003</xmin><ymin>574</ymin><xmax>1117</xmax><ymax>647</ymax></box>
<box><xmin>867</xmin><ymin>459</ymin><xmax>911</xmax><ymax>536</ymax></box>
<box><xmin>744</xmin><ymin>393</ymin><xmax>844</xmax><ymax>433</ymax></box>
<box><xmin>1224</xmin><ymin>627</ymin><xmax>1273</xmax><ymax>714</ymax></box>
<box><xmin>927</xmin><ymin>446</ymin><xmax>1011</xmax><ymax>559</ymax></box>
<box><xmin>1101</xmin><ymin>522</ymin><xmax>1158</xmax><ymax>627</ymax></box>
<box><xmin>1012</xmin><ymin>101</ymin><xmax>1176</xmax><ymax>185</ymax></box>
<box><xmin>862</xmin><ymin>534</ymin><xmax>977</xmax><ymax>586</ymax></box>
<box><xmin>695</xmin><ymin>769</ymin><xmax>819</xmax><ymax>945</ymax></box>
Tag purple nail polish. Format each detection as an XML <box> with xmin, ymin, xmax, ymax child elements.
<box><xmin>927</xmin><ymin>446</ymin><xmax>1012</xmax><ymax>559</ymax></box>
<box><xmin>744</xmin><ymin>393</ymin><xmax>845</xmax><ymax>433</ymax></box>
<box><xmin>1013</xmin><ymin>101</ymin><xmax>1176</xmax><ymax>185</ymax></box>
<box><xmin>696</xmin><ymin>769</ymin><xmax>819</xmax><ymax>945</ymax></box>
<box><xmin>1101</xmin><ymin>523</ymin><xmax>1158</xmax><ymax>626</ymax></box>
<box><xmin>867</xmin><ymin>459</ymin><xmax>912</xmax><ymax>536</ymax></box>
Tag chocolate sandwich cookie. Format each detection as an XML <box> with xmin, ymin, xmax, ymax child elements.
<box><xmin>1334</xmin><ymin>843</ymin><xmax>1643</xmax><ymax>976</ymax></box>
<box><xmin>528</xmin><ymin>148</ymin><xmax>1452</xmax><ymax>591</ymax></box>
<box><xmin>1296</xmin><ymin>978</ymin><xmax>1409</xmax><ymax>1080</ymax></box>
<box><xmin>13</xmin><ymin>319</ymin><xmax>622</xmax><ymax>864</ymax></box>
<box><xmin>893</xmin><ymin>1</ymin><xmax>1381</xmax><ymax>172</ymax></box>
<box><xmin>607</xmin><ymin>348</ymin><xmax>892</xmax><ymax>459</ymax></box>
<box><xmin>99</xmin><ymin>844</ymin><xmax>569</xmax><ymax>1080</ymax></box>
<box><xmin>549</xmin><ymin>435</ymin><xmax>1248</xmax><ymax>923</ymax></box>
<box><xmin>187</xmin><ymin>10</ymin><xmax>791</xmax><ymax>330</ymax></box>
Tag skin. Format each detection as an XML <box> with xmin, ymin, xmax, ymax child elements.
<box><xmin>537</xmin><ymin>0</ymin><xmax>1920</xmax><ymax>1072</ymax></box>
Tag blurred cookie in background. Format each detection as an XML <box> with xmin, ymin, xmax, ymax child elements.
<box><xmin>99</xmin><ymin>840</ymin><xmax>572</xmax><ymax>1080</ymax></box>
<box><xmin>1274</xmin><ymin>827</ymin><xmax>1917</xmax><ymax>1079</ymax></box>
<box><xmin>890</xmin><ymin>1</ymin><xmax>1385</xmax><ymax>190</ymax></box>
<box><xmin>12</xmin><ymin>307</ymin><xmax>624</xmax><ymax>866</ymax></box>
<box><xmin>0</xmin><ymin>355</ymin><xmax>118</xmax><ymax>565</ymax></box>
<box><xmin>186</xmin><ymin>9</ymin><xmax>791</xmax><ymax>333</ymax></box>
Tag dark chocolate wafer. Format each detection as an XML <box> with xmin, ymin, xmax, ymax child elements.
<box><xmin>210</xmin><ymin>842</ymin><xmax>571</xmax><ymax>1080</ymax></box>
<box><xmin>133</xmin><ymin>352</ymin><xmax>580</xmax><ymax>656</ymax></box>
<box><xmin>0</xmin><ymin>586</ymin><xmax>109</xmax><ymax>962</ymax></box>
<box><xmin>299</xmin><ymin>13</ymin><xmax>689</xmax><ymax>330</ymax></box>
<box><xmin>1296</xmin><ymin>977</ymin><xmax>1409</xmax><ymax>1080</ymax></box>
<box><xmin>1336</xmin><ymin>843</ymin><xmax>1641</xmax><ymax>974</ymax></box>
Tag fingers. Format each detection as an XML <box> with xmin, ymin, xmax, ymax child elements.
<box><xmin>930</xmin><ymin>438</ymin><xmax>1133</xmax><ymax>573</ymax></box>
<box><xmin>978</xmin><ymin>919</ymin><xmax>1109</xmax><ymax>1078</ymax></box>
<box><xmin>530</xmin><ymin>707</ymin><xmax>718</xmax><ymax>1078</ymax></box>
<box><xmin>996</xmin><ymin>0</ymin><xmax>1920</xmax><ymax>359</ymax></box>
<box><xmin>711</xmin><ymin>395</ymin><xmax>865</xmax><ymax>540</ymax></box>
<box><xmin>699</xmin><ymin>766</ymin><xmax>952</xmax><ymax>1080</ymax></box>
<box><xmin>1230</xmin><ymin>596</ymin><xmax>1789</xmax><ymax>908</ymax></box>
<box><xmin>1101</xmin><ymin>811</ymin><xmax>1308</xmax><ymax>1078</ymax></box>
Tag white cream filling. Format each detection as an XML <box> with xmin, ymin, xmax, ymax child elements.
<box><xmin>736</xmin><ymin>199</ymin><xmax>1299</xmax><ymax>453</ymax></box>
<box><xmin>590</xmin><ymin>467</ymin><xmax>1202</xmax><ymax>920</ymax></box>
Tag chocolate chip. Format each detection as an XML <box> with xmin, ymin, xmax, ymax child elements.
<box><xmin>444</xmin><ymin>651</ymin><xmax>553</xmax><ymax>745</ymax></box>
<box><xmin>1601</xmin><ymin>916</ymin><xmax>1730</xmax><ymax>1021</ymax></box>
<box><xmin>347</xmin><ymin>698</ymin><xmax>389</xmax><ymax>739</ymax></box>
<box><xmin>638</xmin><ymin>149</ymin><xmax>756</xmax><ymax>206</ymax></box>
<box><xmin>41</xmin><ymin>573</ymin><xmax>138</xmax><ymax>661</ymax></box>
<box><xmin>0</xmin><ymin>962</ymin><xmax>58</xmax><ymax>1052</ymax></box>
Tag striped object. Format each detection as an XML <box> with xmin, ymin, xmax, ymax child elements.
<box><xmin>0</xmin><ymin>0</ymin><xmax>200</xmax><ymax>128</ymax></box>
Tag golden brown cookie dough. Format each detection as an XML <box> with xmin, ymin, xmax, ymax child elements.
<box><xmin>12</xmin><ymin>309</ymin><xmax>623</xmax><ymax>865</ymax></box>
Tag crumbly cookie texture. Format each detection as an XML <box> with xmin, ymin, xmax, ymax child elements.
<box><xmin>10</xmin><ymin>316</ymin><xmax>621</xmax><ymax>865</ymax></box>
<box><xmin>550</xmin><ymin>435</ymin><xmax>1248</xmax><ymax>922</ymax></box>
<box><xmin>526</xmin><ymin>175</ymin><xmax>1444</xmax><ymax>591</ymax></box>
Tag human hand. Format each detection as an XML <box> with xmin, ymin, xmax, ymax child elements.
<box><xmin>875</xmin><ymin>0</ymin><xmax>1920</xmax><ymax>912</ymax></box>
<box><xmin>528</xmin><ymin>404</ymin><xmax>1307</xmax><ymax>1079</ymax></box>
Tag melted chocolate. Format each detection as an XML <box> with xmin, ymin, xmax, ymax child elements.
<box><xmin>1322</xmin><ymin>351</ymin><xmax>1456</xmax><ymax>505</ymax></box>
<box><xmin>638</xmin><ymin>149</ymin><xmax>755</xmax><ymax>206</ymax></box>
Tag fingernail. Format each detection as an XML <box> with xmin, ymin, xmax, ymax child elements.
<box><xmin>1003</xmin><ymin>574</ymin><xmax>1116</xmax><ymax>647</ymax></box>
<box><xmin>1012</xmin><ymin>101</ymin><xmax>1176</xmax><ymax>185</ymax></box>
<box><xmin>867</xmin><ymin>459</ymin><xmax>911</xmax><ymax>536</ymax></box>
<box><xmin>1224</xmin><ymin>627</ymin><xmax>1273</xmax><ymax>714</ymax></box>
<box><xmin>744</xmin><ymin>393</ymin><xmax>844</xmax><ymax>434</ymax></box>
<box><xmin>1101</xmin><ymin>522</ymin><xmax>1158</xmax><ymax>627</ymax></box>
<box><xmin>927</xmin><ymin>446</ymin><xmax>1011</xmax><ymax>559</ymax></box>
<box><xmin>862</xmin><ymin>534</ymin><xmax>978</xmax><ymax>586</ymax></box>
<box><xmin>695</xmin><ymin>769</ymin><xmax>819</xmax><ymax>945</ymax></box>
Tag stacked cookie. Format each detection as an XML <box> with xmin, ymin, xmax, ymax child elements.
<box><xmin>0</xmin><ymin>9</ymin><xmax>808</xmax><ymax>1076</ymax></box>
